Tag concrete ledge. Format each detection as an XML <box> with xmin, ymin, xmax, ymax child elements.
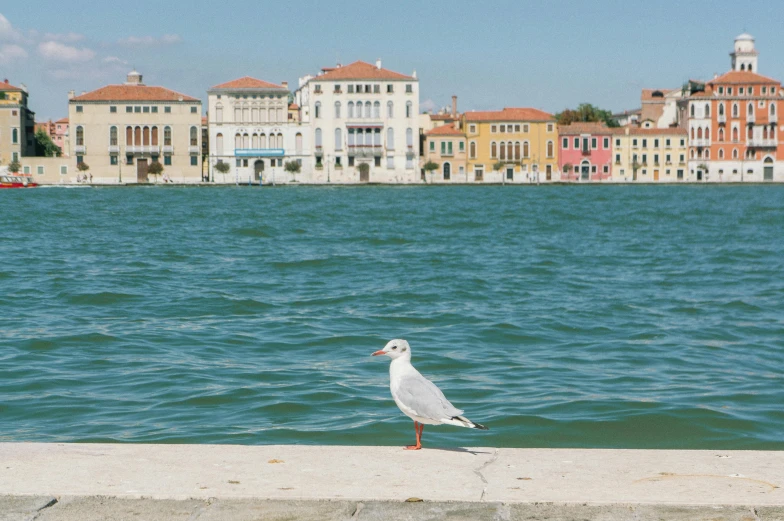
<box><xmin>1</xmin><ymin>444</ymin><xmax>783</xmax><ymax>519</ymax></box>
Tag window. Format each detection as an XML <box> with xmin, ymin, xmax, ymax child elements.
<box><xmin>406</xmin><ymin>84</ymin><xmax>413</xmax><ymax>93</ymax></box>
<box><xmin>335</xmin><ymin>128</ymin><xmax>343</xmax><ymax>151</ymax></box>
<box><xmin>373</xmin><ymin>85</ymin><xmax>380</xmax><ymax>94</ymax></box>
<box><xmin>126</xmin><ymin>106</ymin><xmax>133</xmax><ymax>113</ymax></box>
<box><xmin>642</xmin><ymin>154</ymin><xmax>647</xmax><ymax>164</ymax></box>
<box><xmin>732</xmin><ymin>103</ymin><xmax>739</xmax><ymax>117</ymax></box>
<box><xmin>134</xmin><ymin>106</ymin><xmax>141</xmax><ymax>113</ymax></box>
<box><xmin>591</xmin><ymin>137</ymin><xmax>597</xmax><ymax>149</ymax></box>
<box><xmin>76</xmin><ymin>126</ymin><xmax>84</xmax><ymax>146</ymax></box>
<box><xmin>60</xmin><ymin>165</ymin><xmax>68</xmax><ymax>175</ymax></box>
<box><xmin>110</xmin><ymin>126</ymin><xmax>118</xmax><ymax>146</ymax></box>
<box><xmin>387</xmin><ymin>84</ymin><xmax>394</xmax><ymax>93</ymax></box>
<box><xmin>373</xmin><ymin>101</ymin><xmax>380</xmax><ymax>119</ymax></box>
<box><xmin>469</xmin><ymin>125</ymin><xmax>476</xmax><ymax>133</ymax></box>
<box><xmin>110</xmin><ymin>106</ymin><xmax>117</xmax><ymax>113</ymax></box>
<box><xmin>603</xmin><ymin>137</ymin><xmax>609</xmax><ymax>149</ymax></box>
<box><xmin>110</xmin><ymin>155</ymin><xmax>118</xmax><ymax>165</ymax></box>
<box><xmin>335</xmin><ymin>102</ymin><xmax>341</xmax><ymax>118</ymax></box>
<box><xmin>523</xmin><ymin>124</ymin><xmax>529</xmax><ymax>132</ymax></box>
<box><xmin>546</xmin><ymin>141</ymin><xmax>554</xmax><ymax>158</ymax></box>
<box><xmin>515</xmin><ymin>125</ymin><xmax>521</xmax><ymax>132</ymax></box>
<box><xmin>76</xmin><ymin>106</ymin><xmax>83</xmax><ymax>113</ymax></box>
<box><xmin>36</xmin><ymin>165</ymin><xmax>44</xmax><ymax>175</ymax></box>
<box><xmin>500</xmin><ymin>125</ymin><xmax>506</xmax><ymax>133</ymax></box>
<box><xmin>523</xmin><ymin>141</ymin><xmax>529</xmax><ymax>158</ymax></box>
<box><xmin>642</xmin><ymin>139</ymin><xmax>647</xmax><ymax>148</ymax></box>
<box><xmin>615</xmin><ymin>138</ymin><xmax>621</xmax><ymax>147</ymax></box>
<box><xmin>406</xmin><ymin>128</ymin><xmax>413</xmax><ymax>148</ymax></box>
<box><xmin>12</xmin><ymin>128</ymin><xmax>19</xmax><ymax>144</ymax></box>
<box><xmin>632</xmin><ymin>138</ymin><xmax>638</xmax><ymax>147</ymax></box>
<box><xmin>406</xmin><ymin>101</ymin><xmax>412</xmax><ymax>118</ymax></box>
<box><xmin>143</xmin><ymin>106</ymin><xmax>150</xmax><ymax>113</ymax></box>
<box><xmin>190</xmin><ymin>126</ymin><xmax>198</xmax><ymax>146</ymax></box>
<box><xmin>315</xmin><ymin>102</ymin><xmax>321</xmax><ymax>119</ymax></box>
<box><xmin>654</xmin><ymin>154</ymin><xmax>659</xmax><ymax>165</ymax></box>
<box><xmin>547</xmin><ymin>123</ymin><xmax>554</xmax><ymax>132</ymax></box>
<box><xmin>491</xmin><ymin>125</ymin><xmax>497</xmax><ymax>133</ymax></box>
<box><xmin>665</xmin><ymin>154</ymin><xmax>671</xmax><ymax>163</ymax></box>
<box><xmin>165</xmin><ymin>106</ymin><xmax>171</xmax><ymax>114</ymax></box>
<box><xmin>469</xmin><ymin>141</ymin><xmax>476</xmax><ymax>158</ymax></box>
<box><xmin>164</xmin><ymin>155</ymin><xmax>172</xmax><ymax>166</ymax></box>
<box><xmin>348</xmin><ymin>85</ymin><xmax>354</xmax><ymax>94</ymax></box>
<box><xmin>387</xmin><ymin>127</ymin><xmax>395</xmax><ymax>149</ymax></box>
<box><xmin>459</xmin><ymin>142</ymin><xmax>464</xmax><ymax>152</ymax></box>
<box><xmin>164</xmin><ymin>126</ymin><xmax>172</xmax><ymax>146</ymax></box>
<box><xmin>574</xmin><ymin>137</ymin><xmax>579</xmax><ymax>149</ymax></box>
<box><xmin>563</xmin><ymin>137</ymin><xmax>569</xmax><ymax>149</ymax></box>
<box><xmin>191</xmin><ymin>155</ymin><xmax>198</xmax><ymax>166</ymax></box>
<box><xmin>430</xmin><ymin>141</ymin><xmax>435</xmax><ymax>152</ymax></box>
<box><xmin>314</xmin><ymin>84</ymin><xmax>322</xmax><ymax>93</ymax></box>
<box><xmin>615</xmin><ymin>154</ymin><xmax>621</xmax><ymax>164</ymax></box>
<box><xmin>386</xmin><ymin>101</ymin><xmax>394</xmax><ymax>118</ymax></box>
<box><xmin>654</xmin><ymin>139</ymin><xmax>659</xmax><ymax>148</ymax></box>
<box><xmin>152</xmin><ymin>106</ymin><xmax>158</xmax><ymax>113</ymax></box>
<box><xmin>491</xmin><ymin>141</ymin><xmax>497</xmax><ymax>158</ymax></box>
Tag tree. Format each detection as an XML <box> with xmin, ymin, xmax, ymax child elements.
<box><xmin>147</xmin><ymin>161</ymin><xmax>164</xmax><ymax>176</ymax></box>
<box><xmin>493</xmin><ymin>160</ymin><xmax>505</xmax><ymax>172</ymax></box>
<box><xmin>556</xmin><ymin>103</ymin><xmax>620</xmax><ymax>128</ymax></box>
<box><xmin>8</xmin><ymin>160</ymin><xmax>21</xmax><ymax>173</ymax></box>
<box><xmin>563</xmin><ymin>163</ymin><xmax>572</xmax><ymax>174</ymax></box>
<box><xmin>34</xmin><ymin>129</ymin><xmax>62</xmax><ymax>157</ymax></box>
<box><xmin>423</xmin><ymin>161</ymin><xmax>439</xmax><ymax>173</ymax></box>
<box><xmin>214</xmin><ymin>161</ymin><xmax>230</xmax><ymax>174</ymax></box>
<box><xmin>284</xmin><ymin>161</ymin><xmax>301</xmax><ymax>174</ymax></box>
<box><xmin>77</xmin><ymin>161</ymin><xmax>90</xmax><ymax>172</ymax></box>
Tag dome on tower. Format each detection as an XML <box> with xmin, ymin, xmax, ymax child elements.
<box><xmin>735</xmin><ymin>33</ymin><xmax>754</xmax><ymax>41</ymax></box>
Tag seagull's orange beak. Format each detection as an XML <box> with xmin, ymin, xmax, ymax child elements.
<box><xmin>371</xmin><ymin>350</ymin><xmax>386</xmax><ymax>357</ymax></box>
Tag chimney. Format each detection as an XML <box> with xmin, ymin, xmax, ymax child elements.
<box><xmin>376</xmin><ymin>59</ymin><xmax>382</xmax><ymax>70</ymax></box>
<box><xmin>451</xmin><ymin>95</ymin><xmax>457</xmax><ymax>118</ymax></box>
<box><xmin>281</xmin><ymin>81</ymin><xmax>289</xmax><ymax>90</ymax></box>
<box><xmin>3</xmin><ymin>79</ymin><xmax>8</xmax><ymax>84</ymax></box>
<box><xmin>68</xmin><ymin>90</ymin><xmax>75</xmax><ymax>100</ymax></box>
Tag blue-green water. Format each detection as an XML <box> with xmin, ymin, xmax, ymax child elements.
<box><xmin>1</xmin><ymin>186</ymin><xmax>783</xmax><ymax>449</ymax></box>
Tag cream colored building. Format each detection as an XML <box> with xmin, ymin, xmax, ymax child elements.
<box><xmin>612</xmin><ymin>127</ymin><xmax>688</xmax><ymax>182</ymax></box>
<box><xmin>422</xmin><ymin>123</ymin><xmax>467</xmax><ymax>183</ymax></box>
<box><xmin>0</xmin><ymin>79</ymin><xmax>35</xmax><ymax>167</ymax></box>
<box><xmin>68</xmin><ymin>70</ymin><xmax>203</xmax><ymax>184</ymax></box>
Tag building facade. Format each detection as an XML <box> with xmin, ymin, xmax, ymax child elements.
<box><xmin>296</xmin><ymin>60</ymin><xmax>420</xmax><ymax>183</ymax></box>
<box><xmin>558</xmin><ymin>122</ymin><xmax>615</xmax><ymax>182</ymax></box>
<box><xmin>0</xmin><ymin>79</ymin><xmax>35</xmax><ymax>166</ymax></box>
<box><xmin>464</xmin><ymin>108</ymin><xmax>558</xmax><ymax>183</ymax></box>
<box><xmin>423</xmin><ymin>123</ymin><xmax>466</xmax><ymax>183</ymax></box>
<box><xmin>612</xmin><ymin>127</ymin><xmax>688</xmax><ymax>182</ymax></box>
<box><xmin>207</xmin><ymin>77</ymin><xmax>307</xmax><ymax>184</ymax></box>
<box><xmin>68</xmin><ymin>70</ymin><xmax>203</xmax><ymax>184</ymax></box>
<box><xmin>34</xmin><ymin>117</ymin><xmax>69</xmax><ymax>156</ymax></box>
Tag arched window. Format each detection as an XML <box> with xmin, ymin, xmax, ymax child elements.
<box><xmin>348</xmin><ymin>102</ymin><xmax>354</xmax><ymax>118</ymax></box>
<box><xmin>514</xmin><ymin>141</ymin><xmax>520</xmax><ymax>160</ymax></box>
<box><xmin>134</xmin><ymin>126</ymin><xmax>141</xmax><ymax>146</ymax></box>
<box><xmin>315</xmin><ymin>102</ymin><xmax>321</xmax><ymax>119</ymax></box>
<box><xmin>763</xmin><ymin>127</ymin><xmax>768</xmax><ymax>139</ymax></box>
<box><xmin>705</xmin><ymin>104</ymin><xmax>710</xmax><ymax>117</ymax></box>
<box><xmin>748</xmin><ymin>64</ymin><xmax>753</xmax><ymax>72</ymax></box>
<box><xmin>748</xmin><ymin>126</ymin><xmax>753</xmax><ymax>139</ymax></box>
<box><xmin>443</xmin><ymin>162</ymin><xmax>451</xmax><ymax>180</ymax></box>
<box><xmin>733</xmin><ymin>148</ymin><xmax>738</xmax><ymax>159</ymax></box>
<box><xmin>164</xmin><ymin>126</ymin><xmax>172</xmax><ymax>147</ymax></box>
<box><xmin>719</xmin><ymin>103</ymin><xmax>725</xmax><ymax>116</ymax></box>
<box><xmin>387</xmin><ymin>127</ymin><xmax>395</xmax><ymax>149</ymax></box>
<box><xmin>315</xmin><ymin>128</ymin><xmax>322</xmax><ymax>148</ymax></box>
<box><xmin>235</xmin><ymin>133</ymin><xmax>242</xmax><ymax>149</ymax></box>
<box><xmin>151</xmin><ymin>126</ymin><xmax>158</xmax><ymax>146</ymax></box>
<box><xmin>748</xmin><ymin>103</ymin><xmax>754</xmax><ymax>117</ymax></box>
<box><xmin>252</xmin><ymin>133</ymin><xmax>259</xmax><ymax>149</ymax></box>
<box><xmin>335</xmin><ymin>102</ymin><xmax>341</xmax><ymax>119</ymax></box>
<box><xmin>373</xmin><ymin>101</ymin><xmax>380</xmax><ymax>119</ymax></box>
<box><xmin>732</xmin><ymin>127</ymin><xmax>739</xmax><ymax>141</ymax></box>
<box><xmin>719</xmin><ymin>128</ymin><xmax>725</xmax><ymax>141</ymax></box>
<box><xmin>234</xmin><ymin>106</ymin><xmax>241</xmax><ymax>122</ymax></box>
<box><xmin>491</xmin><ymin>141</ymin><xmax>497</xmax><ymax>158</ymax></box>
<box><xmin>335</xmin><ymin>128</ymin><xmax>343</xmax><ymax>150</ymax></box>
<box><xmin>732</xmin><ymin>103</ymin><xmax>739</xmax><ymax>117</ymax></box>
<box><xmin>771</xmin><ymin>126</ymin><xmax>776</xmax><ymax>140</ymax></box>
<box><xmin>125</xmin><ymin>126</ymin><xmax>132</xmax><ymax>146</ymax></box>
<box><xmin>499</xmin><ymin>141</ymin><xmax>506</xmax><ymax>160</ymax></box>
<box><xmin>690</xmin><ymin>104</ymin><xmax>695</xmax><ymax>117</ymax></box>
<box><xmin>470</xmin><ymin>141</ymin><xmax>476</xmax><ymax>158</ymax></box>
<box><xmin>365</xmin><ymin>102</ymin><xmax>372</xmax><ymax>119</ymax></box>
<box><xmin>741</xmin><ymin>64</ymin><xmax>746</xmax><ymax>71</ymax></box>
<box><xmin>406</xmin><ymin>101</ymin><xmax>413</xmax><ymax>118</ymax></box>
<box><xmin>406</xmin><ymin>128</ymin><xmax>413</xmax><ymax>148</ymax></box>
<box><xmin>252</xmin><ymin>107</ymin><xmax>259</xmax><ymax>122</ymax></box>
<box><xmin>216</xmin><ymin>104</ymin><xmax>223</xmax><ymax>123</ymax></box>
<box><xmin>705</xmin><ymin>149</ymin><xmax>710</xmax><ymax>159</ymax></box>
<box><xmin>719</xmin><ymin>148</ymin><xmax>724</xmax><ymax>159</ymax></box>
<box><xmin>705</xmin><ymin>128</ymin><xmax>710</xmax><ymax>140</ymax></box>
<box><xmin>547</xmin><ymin>140</ymin><xmax>554</xmax><ymax>158</ymax></box>
<box><xmin>690</xmin><ymin>149</ymin><xmax>695</xmax><ymax>159</ymax></box>
<box><xmin>259</xmin><ymin>133</ymin><xmax>267</xmax><ymax>149</ymax></box>
<box><xmin>387</xmin><ymin>101</ymin><xmax>394</xmax><ymax>118</ymax></box>
<box><xmin>296</xmin><ymin>133</ymin><xmax>303</xmax><ymax>154</ymax></box>
<box><xmin>356</xmin><ymin>129</ymin><xmax>364</xmax><ymax>146</ymax></box>
<box><xmin>278</xmin><ymin>133</ymin><xmax>284</xmax><ymax>149</ymax></box>
<box><xmin>697</xmin><ymin>127</ymin><xmax>703</xmax><ymax>139</ymax></box>
<box><xmin>142</xmin><ymin>126</ymin><xmax>150</xmax><ymax>146</ymax></box>
<box><xmin>691</xmin><ymin>128</ymin><xmax>695</xmax><ymax>139</ymax></box>
<box><xmin>76</xmin><ymin>126</ymin><xmax>84</xmax><ymax>146</ymax></box>
<box><xmin>190</xmin><ymin>126</ymin><xmax>198</xmax><ymax>147</ymax></box>
<box><xmin>771</xmin><ymin>103</ymin><xmax>777</xmax><ymax>116</ymax></box>
<box><xmin>216</xmin><ymin>133</ymin><xmax>223</xmax><ymax>155</ymax></box>
<box><xmin>110</xmin><ymin>126</ymin><xmax>117</xmax><ymax>146</ymax></box>
<box><xmin>243</xmin><ymin>106</ymin><xmax>250</xmax><ymax>122</ymax></box>
<box><xmin>374</xmin><ymin>128</ymin><xmax>381</xmax><ymax>146</ymax></box>
<box><xmin>523</xmin><ymin>141</ymin><xmax>530</xmax><ymax>158</ymax></box>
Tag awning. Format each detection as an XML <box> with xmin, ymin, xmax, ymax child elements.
<box><xmin>235</xmin><ymin>148</ymin><xmax>285</xmax><ymax>157</ymax></box>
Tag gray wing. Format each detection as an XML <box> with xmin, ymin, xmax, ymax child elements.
<box><xmin>398</xmin><ymin>373</ymin><xmax>464</xmax><ymax>421</ymax></box>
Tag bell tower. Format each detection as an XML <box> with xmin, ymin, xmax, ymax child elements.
<box><xmin>731</xmin><ymin>34</ymin><xmax>759</xmax><ymax>73</ymax></box>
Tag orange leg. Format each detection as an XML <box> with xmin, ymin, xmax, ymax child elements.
<box><xmin>405</xmin><ymin>421</ymin><xmax>424</xmax><ymax>450</ymax></box>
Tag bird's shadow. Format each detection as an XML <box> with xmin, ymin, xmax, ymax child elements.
<box><xmin>425</xmin><ymin>447</ymin><xmax>492</xmax><ymax>456</ymax></box>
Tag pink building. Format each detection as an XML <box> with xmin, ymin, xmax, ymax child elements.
<box><xmin>33</xmin><ymin>117</ymin><xmax>69</xmax><ymax>156</ymax></box>
<box><xmin>558</xmin><ymin>122</ymin><xmax>617</xmax><ymax>181</ymax></box>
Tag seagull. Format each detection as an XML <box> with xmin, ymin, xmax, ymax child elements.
<box><xmin>372</xmin><ymin>339</ymin><xmax>488</xmax><ymax>450</ymax></box>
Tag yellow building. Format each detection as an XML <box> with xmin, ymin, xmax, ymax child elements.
<box><xmin>464</xmin><ymin>108</ymin><xmax>558</xmax><ymax>183</ymax></box>
<box><xmin>0</xmin><ymin>79</ymin><xmax>35</xmax><ymax>166</ymax></box>
<box><xmin>422</xmin><ymin>123</ymin><xmax>467</xmax><ymax>183</ymax></box>
<box><xmin>611</xmin><ymin>127</ymin><xmax>688</xmax><ymax>182</ymax></box>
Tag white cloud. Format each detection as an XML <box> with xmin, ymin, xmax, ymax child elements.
<box><xmin>43</xmin><ymin>32</ymin><xmax>85</xmax><ymax>43</ymax></box>
<box><xmin>118</xmin><ymin>34</ymin><xmax>182</xmax><ymax>46</ymax></box>
<box><xmin>0</xmin><ymin>43</ymin><xmax>27</xmax><ymax>64</ymax></box>
<box><xmin>38</xmin><ymin>40</ymin><xmax>96</xmax><ymax>62</ymax></box>
<box><xmin>0</xmin><ymin>13</ymin><xmax>22</xmax><ymax>41</ymax></box>
<box><xmin>420</xmin><ymin>99</ymin><xmax>437</xmax><ymax>113</ymax></box>
<box><xmin>103</xmin><ymin>55</ymin><xmax>128</xmax><ymax>65</ymax></box>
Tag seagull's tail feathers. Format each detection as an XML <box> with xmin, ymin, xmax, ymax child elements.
<box><xmin>443</xmin><ymin>415</ymin><xmax>489</xmax><ymax>431</ymax></box>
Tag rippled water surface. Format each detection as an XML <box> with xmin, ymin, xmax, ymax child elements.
<box><xmin>1</xmin><ymin>185</ymin><xmax>783</xmax><ymax>449</ymax></box>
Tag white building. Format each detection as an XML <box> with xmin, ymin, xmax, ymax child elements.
<box><xmin>207</xmin><ymin>77</ymin><xmax>309</xmax><ymax>184</ymax></box>
<box><xmin>295</xmin><ymin>60</ymin><xmax>420</xmax><ymax>184</ymax></box>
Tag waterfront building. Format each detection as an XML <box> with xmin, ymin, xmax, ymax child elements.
<box><xmin>296</xmin><ymin>60</ymin><xmax>420</xmax><ymax>183</ymax></box>
<box><xmin>423</xmin><ymin>123</ymin><xmax>467</xmax><ymax>183</ymax></box>
<box><xmin>0</xmin><ymin>79</ymin><xmax>35</xmax><ymax>166</ymax></box>
<box><xmin>686</xmin><ymin>34</ymin><xmax>783</xmax><ymax>182</ymax></box>
<box><xmin>68</xmin><ymin>70</ymin><xmax>203</xmax><ymax>184</ymax></box>
<box><xmin>207</xmin><ymin>77</ymin><xmax>307</xmax><ymax>184</ymax></box>
<box><xmin>464</xmin><ymin>108</ymin><xmax>558</xmax><ymax>183</ymax></box>
<box><xmin>558</xmin><ymin>122</ymin><xmax>616</xmax><ymax>182</ymax></box>
<box><xmin>611</xmin><ymin>127</ymin><xmax>688</xmax><ymax>182</ymax></box>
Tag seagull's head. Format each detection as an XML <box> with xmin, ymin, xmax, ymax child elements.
<box><xmin>372</xmin><ymin>339</ymin><xmax>411</xmax><ymax>361</ymax></box>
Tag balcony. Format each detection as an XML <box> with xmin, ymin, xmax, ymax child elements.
<box><xmin>162</xmin><ymin>145</ymin><xmax>174</xmax><ymax>154</ymax></box>
<box><xmin>108</xmin><ymin>145</ymin><xmax>120</xmax><ymax>153</ymax></box>
<box><xmin>581</xmin><ymin>148</ymin><xmax>591</xmax><ymax>156</ymax></box>
<box><xmin>747</xmin><ymin>139</ymin><xmax>777</xmax><ymax>148</ymax></box>
<box><xmin>188</xmin><ymin>146</ymin><xmax>201</xmax><ymax>154</ymax></box>
<box><xmin>125</xmin><ymin>145</ymin><xmax>160</xmax><ymax>154</ymax></box>
<box><xmin>347</xmin><ymin>145</ymin><xmax>383</xmax><ymax>157</ymax></box>
<box><xmin>747</xmin><ymin>114</ymin><xmax>755</xmax><ymax>123</ymax></box>
<box><xmin>770</xmin><ymin>113</ymin><xmax>778</xmax><ymax>124</ymax></box>
<box><xmin>691</xmin><ymin>139</ymin><xmax>710</xmax><ymax>147</ymax></box>
<box><xmin>74</xmin><ymin>145</ymin><xmax>86</xmax><ymax>154</ymax></box>
<box><xmin>717</xmin><ymin>113</ymin><xmax>726</xmax><ymax>123</ymax></box>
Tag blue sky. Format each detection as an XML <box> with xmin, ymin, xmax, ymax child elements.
<box><xmin>2</xmin><ymin>0</ymin><xmax>784</xmax><ymax>121</ymax></box>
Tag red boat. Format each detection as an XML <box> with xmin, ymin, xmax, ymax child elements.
<box><xmin>0</xmin><ymin>174</ymin><xmax>38</xmax><ymax>188</ymax></box>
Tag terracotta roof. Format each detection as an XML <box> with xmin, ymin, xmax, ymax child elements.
<box><xmin>641</xmin><ymin>89</ymin><xmax>674</xmax><ymax>102</ymax></box>
<box><xmin>708</xmin><ymin>70</ymin><xmax>780</xmax><ymax>85</ymax></box>
<box><xmin>288</xmin><ymin>103</ymin><xmax>299</xmax><ymax>110</ymax></box>
<box><xmin>0</xmin><ymin>79</ymin><xmax>24</xmax><ymax>92</ymax></box>
<box><xmin>426</xmin><ymin>123</ymin><xmax>464</xmax><ymax>137</ymax></box>
<box><xmin>201</xmin><ymin>116</ymin><xmax>208</xmax><ymax>125</ymax></box>
<box><xmin>558</xmin><ymin>122</ymin><xmax>615</xmax><ymax>135</ymax></box>
<box><xmin>315</xmin><ymin>61</ymin><xmax>415</xmax><ymax>81</ymax></box>
<box><xmin>431</xmin><ymin>114</ymin><xmax>458</xmax><ymax>120</ymax></box>
<box><xmin>211</xmin><ymin>76</ymin><xmax>285</xmax><ymax>90</ymax></box>
<box><xmin>629</xmin><ymin>127</ymin><xmax>687</xmax><ymax>136</ymax></box>
<box><xmin>71</xmin><ymin>85</ymin><xmax>200</xmax><ymax>102</ymax></box>
<box><xmin>55</xmin><ymin>117</ymin><xmax>69</xmax><ymax>124</ymax></box>
<box><xmin>465</xmin><ymin>107</ymin><xmax>553</xmax><ymax>122</ymax></box>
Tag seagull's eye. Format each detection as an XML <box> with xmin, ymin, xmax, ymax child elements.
<box><xmin>391</xmin><ymin>345</ymin><xmax>397</xmax><ymax>350</ymax></box>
